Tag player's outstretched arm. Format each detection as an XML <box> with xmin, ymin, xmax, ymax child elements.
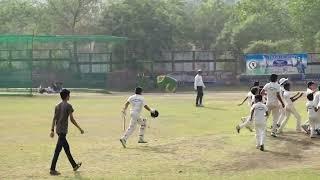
<box><xmin>238</xmin><ymin>97</ymin><xmax>248</xmax><ymax>106</ymax></box>
<box><xmin>70</xmin><ymin>113</ymin><xmax>84</xmax><ymax>134</ymax></box>
<box><xmin>249</xmin><ymin>108</ymin><xmax>254</xmax><ymax>121</ymax></box>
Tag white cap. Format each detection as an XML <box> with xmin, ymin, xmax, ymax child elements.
<box><xmin>279</xmin><ymin>78</ymin><xmax>288</xmax><ymax>85</ymax></box>
<box><xmin>198</xmin><ymin>69</ymin><xmax>202</xmax><ymax>72</ymax></box>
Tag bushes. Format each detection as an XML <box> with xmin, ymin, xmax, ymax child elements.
<box><xmin>244</xmin><ymin>40</ymin><xmax>302</xmax><ymax>54</ymax></box>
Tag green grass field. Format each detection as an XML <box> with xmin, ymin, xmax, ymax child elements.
<box><xmin>1</xmin><ymin>92</ymin><xmax>320</xmax><ymax>180</ymax></box>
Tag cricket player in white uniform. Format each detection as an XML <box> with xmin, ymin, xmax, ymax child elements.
<box><xmin>194</xmin><ymin>69</ymin><xmax>206</xmax><ymax>107</ymax></box>
<box><xmin>313</xmin><ymin>85</ymin><xmax>320</xmax><ymax>106</ymax></box>
<box><xmin>120</xmin><ymin>87</ymin><xmax>155</xmax><ymax>148</ymax></box>
<box><xmin>277</xmin><ymin>83</ymin><xmax>303</xmax><ymax>133</ymax></box>
<box><xmin>301</xmin><ymin>82</ymin><xmax>317</xmax><ymax>133</ymax></box>
<box><xmin>238</xmin><ymin>81</ymin><xmax>260</xmax><ymax>106</ymax></box>
<box><xmin>312</xmin><ymin>86</ymin><xmax>320</xmax><ymax>131</ymax></box>
<box><xmin>249</xmin><ymin>95</ymin><xmax>269</xmax><ymax>151</ymax></box>
<box><xmin>306</xmin><ymin>93</ymin><xmax>318</xmax><ymax>138</ymax></box>
<box><xmin>261</xmin><ymin>74</ymin><xmax>285</xmax><ymax>137</ymax></box>
<box><xmin>236</xmin><ymin>87</ymin><xmax>259</xmax><ymax>133</ymax></box>
<box><xmin>276</xmin><ymin>78</ymin><xmax>289</xmax><ymax>127</ymax></box>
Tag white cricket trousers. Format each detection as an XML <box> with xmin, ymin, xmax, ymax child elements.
<box><xmin>278</xmin><ymin>105</ymin><xmax>301</xmax><ymax>132</ymax></box>
<box><xmin>309</xmin><ymin>117</ymin><xmax>318</xmax><ymax>136</ymax></box>
<box><xmin>255</xmin><ymin>121</ymin><xmax>266</xmax><ymax>146</ymax></box>
<box><xmin>277</xmin><ymin>107</ymin><xmax>286</xmax><ymax>125</ymax></box>
<box><xmin>267</xmin><ymin>103</ymin><xmax>281</xmax><ymax>133</ymax></box>
<box><xmin>122</xmin><ymin>113</ymin><xmax>147</xmax><ymax>141</ymax></box>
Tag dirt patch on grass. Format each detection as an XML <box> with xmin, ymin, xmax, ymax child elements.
<box><xmin>216</xmin><ymin>131</ymin><xmax>320</xmax><ymax>173</ymax></box>
<box><xmin>134</xmin><ymin>132</ymin><xmax>320</xmax><ymax>175</ymax></box>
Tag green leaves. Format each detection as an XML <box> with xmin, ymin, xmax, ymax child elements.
<box><xmin>0</xmin><ymin>0</ymin><xmax>319</xmax><ymax>53</ymax></box>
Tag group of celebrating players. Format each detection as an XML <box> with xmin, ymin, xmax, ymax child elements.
<box><xmin>236</xmin><ymin>74</ymin><xmax>320</xmax><ymax>151</ymax></box>
<box><xmin>49</xmin><ymin>71</ymin><xmax>320</xmax><ymax>175</ymax></box>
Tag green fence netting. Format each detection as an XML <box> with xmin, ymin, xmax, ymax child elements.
<box><xmin>0</xmin><ymin>34</ymin><xmax>127</xmax><ymax>96</ymax></box>
<box><xmin>0</xmin><ymin>35</ymin><xmax>128</xmax><ymax>43</ymax></box>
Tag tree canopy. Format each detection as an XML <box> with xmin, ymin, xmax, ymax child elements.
<box><xmin>1</xmin><ymin>0</ymin><xmax>319</xmax><ymax>53</ymax></box>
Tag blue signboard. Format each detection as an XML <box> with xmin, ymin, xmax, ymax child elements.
<box><xmin>245</xmin><ymin>54</ymin><xmax>308</xmax><ymax>75</ymax></box>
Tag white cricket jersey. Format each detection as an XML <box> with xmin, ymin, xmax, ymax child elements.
<box><xmin>263</xmin><ymin>82</ymin><xmax>281</xmax><ymax>105</ymax></box>
<box><xmin>306</xmin><ymin>88</ymin><xmax>314</xmax><ymax>95</ymax></box>
<box><xmin>314</xmin><ymin>91</ymin><xmax>320</xmax><ymax>106</ymax></box>
<box><xmin>127</xmin><ymin>94</ymin><xmax>145</xmax><ymax>115</ymax></box>
<box><xmin>194</xmin><ymin>74</ymin><xmax>205</xmax><ymax>89</ymax></box>
<box><xmin>246</xmin><ymin>91</ymin><xmax>255</xmax><ymax>106</ymax></box>
<box><xmin>251</xmin><ymin>102</ymin><xmax>268</xmax><ymax>123</ymax></box>
<box><xmin>283</xmin><ymin>90</ymin><xmax>293</xmax><ymax>107</ymax></box>
<box><xmin>306</xmin><ymin>101</ymin><xmax>317</xmax><ymax>118</ymax></box>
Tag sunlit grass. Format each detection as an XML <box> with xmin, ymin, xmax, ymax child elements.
<box><xmin>0</xmin><ymin>92</ymin><xmax>319</xmax><ymax>180</ymax></box>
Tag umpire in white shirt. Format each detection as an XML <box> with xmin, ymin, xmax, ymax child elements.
<box><xmin>194</xmin><ymin>69</ymin><xmax>206</xmax><ymax>107</ymax></box>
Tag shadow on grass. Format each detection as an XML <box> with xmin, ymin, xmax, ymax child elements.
<box><xmin>272</xmin><ymin>133</ymin><xmax>318</xmax><ymax>147</ymax></box>
<box><xmin>264</xmin><ymin>149</ymin><xmax>303</xmax><ymax>159</ymax></box>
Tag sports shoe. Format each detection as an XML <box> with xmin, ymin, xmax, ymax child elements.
<box><xmin>120</xmin><ymin>138</ymin><xmax>126</xmax><ymax>148</ymax></box>
<box><xmin>256</xmin><ymin>145</ymin><xmax>260</xmax><ymax>149</ymax></box>
<box><xmin>260</xmin><ymin>145</ymin><xmax>264</xmax><ymax>151</ymax></box>
<box><xmin>310</xmin><ymin>134</ymin><xmax>317</xmax><ymax>138</ymax></box>
<box><xmin>50</xmin><ymin>170</ymin><xmax>61</xmax><ymax>176</ymax></box>
<box><xmin>199</xmin><ymin>104</ymin><xmax>204</xmax><ymax>107</ymax></box>
<box><xmin>236</xmin><ymin>125</ymin><xmax>240</xmax><ymax>133</ymax></box>
<box><xmin>138</xmin><ymin>139</ymin><xmax>148</xmax><ymax>143</ymax></box>
<box><xmin>315</xmin><ymin>129</ymin><xmax>320</xmax><ymax>135</ymax></box>
<box><xmin>271</xmin><ymin>132</ymin><xmax>277</xmax><ymax>137</ymax></box>
<box><xmin>73</xmin><ymin>162</ymin><xmax>82</xmax><ymax>171</ymax></box>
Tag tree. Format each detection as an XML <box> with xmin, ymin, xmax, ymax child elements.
<box><xmin>216</xmin><ymin>0</ymin><xmax>294</xmax><ymax>52</ymax></box>
<box><xmin>0</xmin><ymin>0</ymin><xmax>37</xmax><ymax>34</ymax></box>
<box><xmin>43</xmin><ymin>0</ymin><xmax>102</xmax><ymax>72</ymax></box>
<box><xmin>288</xmin><ymin>0</ymin><xmax>320</xmax><ymax>51</ymax></box>
<box><xmin>44</xmin><ymin>0</ymin><xmax>101</xmax><ymax>34</ymax></box>
<box><xmin>100</xmin><ymin>0</ymin><xmax>186</xmax><ymax>56</ymax></box>
<box><xmin>191</xmin><ymin>0</ymin><xmax>231</xmax><ymax>50</ymax></box>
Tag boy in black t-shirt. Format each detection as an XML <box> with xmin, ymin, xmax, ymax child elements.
<box><xmin>49</xmin><ymin>89</ymin><xmax>84</xmax><ymax>176</ymax></box>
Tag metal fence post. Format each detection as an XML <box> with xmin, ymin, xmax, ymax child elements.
<box><xmin>89</xmin><ymin>53</ymin><xmax>93</xmax><ymax>73</ymax></box>
<box><xmin>171</xmin><ymin>51</ymin><xmax>175</xmax><ymax>72</ymax></box>
<box><xmin>192</xmin><ymin>50</ymin><xmax>196</xmax><ymax>70</ymax></box>
<box><xmin>110</xmin><ymin>53</ymin><xmax>113</xmax><ymax>72</ymax></box>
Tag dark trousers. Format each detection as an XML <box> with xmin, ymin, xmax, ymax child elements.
<box><xmin>50</xmin><ymin>134</ymin><xmax>77</xmax><ymax>171</ymax></box>
<box><xmin>196</xmin><ymin>86</ymin><xmax>204</xmax><ymax>105</ymax></box>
